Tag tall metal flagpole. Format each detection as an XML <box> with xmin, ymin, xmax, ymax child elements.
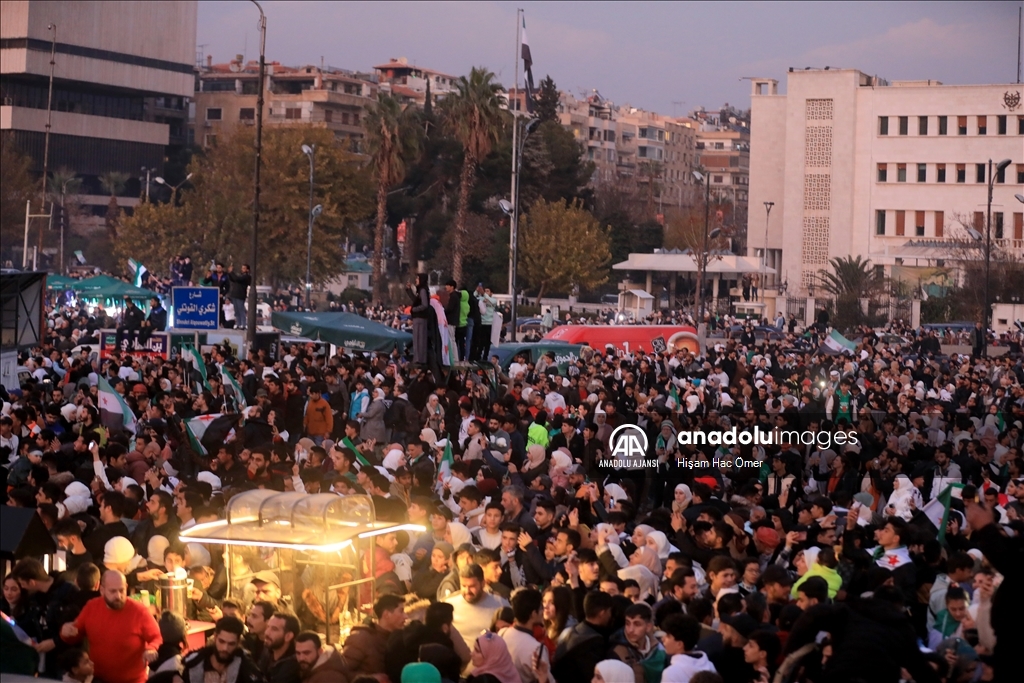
<box><xmin>508</xmin><ymin>9</ymin><xmax>521</xmax><ymax>342</ymax></box>
<box><xmin>247</xmin><ymin>1</ymin><xmax>266</xmax><ymax>345</ymax></box>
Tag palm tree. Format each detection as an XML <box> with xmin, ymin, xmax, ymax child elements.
<box><xmin>442</xmin><ymin>67</ymin><xmax>507</xmax><ymax>284</ymax></box>
<box><xmin>817</xmin><ymin>255</ymin><xmax>881</xmax><ymax>298</ymax></box>
<box><xmin>99</xmin><ymin>171</ymin><xmax>129</xmax><ymax>239</ymax></box>
<box><xmin>365</xmin><ymin>95</ymin><xmax>421</xmax><ymax>303</ymax></box>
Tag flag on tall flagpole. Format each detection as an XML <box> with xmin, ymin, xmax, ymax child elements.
<box><xmin>521</xmin><ymin>14</ymin><xmax>535</xmax><ymax>112</ymax></box>
<box><xmin>922</xmin><ymin>482</ymin><xmax>964</xmax><ymax>543</ymax></box>
<box><xmin>221</xmin><ymin>367</ymin><xmax>247</xmax><ymax>411</ymax></box>
<box><xmin>435</xmin><ymin>440</ymin><xmax>453</xmax><ymax>494</ymax></box>
<box><xmin>820</xmin><ymin>329</ymin><xmax>857</xmax><ymax>355</ymax></box>
<box><xmin>127</xmin><ymin>258</ymin><xmax>148</xmax><ymax>287</ymax></box>
<box><xmin>97</xmin><ymin>376</ymin><xmax>138</xmax><ymax>433</ymax></box>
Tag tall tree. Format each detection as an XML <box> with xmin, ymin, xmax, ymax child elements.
<box><xmin>535</xmin><ymin>75</ymin><xmax>559</xmax><ymax>123</ymax></box>
<box><xmin>442</xmin><ymin>66</ymin><xmax>507</xmax><ymax>284</ymax></box>
<box><xmin>116</xmin><ymin>126</ymin><xmax>373</xmax><ymax>286</ymax></box>
<box><xmin>99</xmin><ymin>171</ymin><xmax>128</xmax><ymax>240</ymax></box>
<box><xmin>365</xmin><ymin>94</ymin><xmax>421</xmax><ymax>303</ymax></box>
<box><xmin>519</xmin><ymin>198</ymin><xmax>611</xmax><ymax>300</ymax></box>
<box><xmin>0</xmin><ymin>139</ymin><xmax>36</xmax><ymax>260</ymax></box>
<box><xmin>816</xmin><ymin>255</ymin><xmax>881</xmax><ymax>298</ymax></box>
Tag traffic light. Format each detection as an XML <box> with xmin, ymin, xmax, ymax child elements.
<box><xmin>51</xmin><ymin>204</ymin><xmax>68</xmax><ymax>231</ymax></box>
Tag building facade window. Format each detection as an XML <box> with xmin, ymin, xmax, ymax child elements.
<box><xmin>935</xmin><ymin>210</ymin><xmax>944</xmax><ymax>238</ymax></box>
<box><xmin>206</xmin><ymin>108</ymin><xmax>222</xmax><ymax>121</ymax></box>
<box><xmin>994</xmin><ymin>212</ymin><xmax>1004</xmax><ymax>239</ymax></box>
<box><xmin>285</xmin><ymin>108</ymin><xmax>301</xmax><ymax>119</ymax></box>
<box><xmin>1017</xmin><ymin>164</ymin><xmax>1024</xmax><ymax>184</ymax></box>
<box><xmin>239</xmin><ymin>108</ymin><xmax>255</xmax><ymax>120</ymax></box>
<box><xmin>1019</xmin><ymin>116</ymin><xmax>1024</xmax><ymax>135</ymax></box>
<box><xmin>915</xmin><ymin>211</ymin><xmax>925</xmax><ymax>236</ymax></box>
<box><xmin>956</xmin><ymin>164</ymin><xmax>966</xmax><ymax>183</ymax></box>
<box><xmin>877</xmin><ymin>163</ymin><xmax>887</xmax><ymax>182</ymax></box>
<box><xmin>938</xmin><ymin>116</ymin><xmax>948</xmax><ymax>135</ymax></box>
<box><xmin>895</xmin><ymin>210</ymin><xmax>905</xmax><ymax>236</ymax></box>
<box><xmin>898</xmin><ymin>116</ymin><xmax>908</xmax><ymax>135</ymax></box>
<box><xmin>897</xmin><ymin>163</ymin><xmax>907</xmax><ymax>182</ymax></box>
<box><xmin>876</xmin><ymin>210</ymin><xmax>886</xmax><ymax>235</ymax></box>
<box><xmin>917</xmin><ymin>163</ymin><xmax>926</xmax><ymax>182</ymax></box>
<box><xmin>878</xmin><ymin>116</ymin><xmax>888</xmax><ymax>135</ymax></box>
<box><xmin>957</xmin><ymin>116</ymin><xmax>967</xmax><ymax>135</ymax></box>
<box><xmin>976</xmin><ymin>164</ymin><xmax>986</xmax><ymax>183</ymax></box>
<box><xmin>918</xmin><ymin>116</ymin><xmax>928</xmax><ymax>135</ymax></box>
<box><xmin>324</xmin><ymin>109</ymin><xmax>333</xmax><ymax>122</ymax></box>
<box><xmin>937</xmin><ymin>164</ymin><xmax>946</xmax><ymax>183</ymax></box>
<box><xmin>977</xmin><ymin>116</ymin><xmax>987</xmax><ymax>135</ymax></box>
<box><xmin>997</xmin><ymin>115</ymin><xmax>1007</xmax><ymax>135</ymax></box>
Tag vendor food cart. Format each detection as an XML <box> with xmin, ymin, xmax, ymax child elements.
<box><xmin>180</xmin><ymin>490</ymin><xmax>423</xmax><ymax>644</ymax></box>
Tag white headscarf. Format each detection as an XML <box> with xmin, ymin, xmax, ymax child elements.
<box><xmin>448</xmin><ymin>522</ymin><xmax>472</xmax><ymax>549</ymax></box>
<box><xmin>645</xmin><ymin>530</ymin><xmax>677</xmax><ymax>560</ymax></box>
<box><xmin>886</xmin><ymin>474</ymin><xmax>923</xmax><ymax>521</ymax></box>
<box><xmin>594</xmin><ymin>660</ymin><xmax>636</xmax><ymax>683</ymax></box>
<box><xmin>604</xmin><ymin>483</ymin><xmax>628</xmax><ymax>505</ymax></box>
<box><xmin>618</xmin><ymin>565</ymin><xmax>659</xmax><ymax>601</ymax></box>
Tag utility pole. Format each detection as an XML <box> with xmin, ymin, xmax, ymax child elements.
<box><xmin>247</xmin><ymin>1</ymin><xmax>266</xmax><ymax>344</ymax></box>
<box><xmin>762</xmin><ymin>201</ymin><xmax>774</xmax><ymax>303</ymax></box>
<box><xmin>38</xmin><ymin>24</ymin><xmax>57</xmax><ymax>263</ymax></box>
<box><xmin>508</xmin><ymin>8</ymin><xmax>521</xmax><ymax>342</ymax></box>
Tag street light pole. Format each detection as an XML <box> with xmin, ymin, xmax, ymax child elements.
<box><xmin>247</xmin><ymin>0</ymin><xmax>267</xmax><ymax>345</ymax></box>
<box><xmin>141</xmin><ymin>167</ymin><xmax>156</xmax><ymax>202</ymax></box>
<box><xmin>984</xmin><ymin>158</ymin><xmax>1013</xmax><ymax>357</ymax></box>
<box><xmin>154</xmin><ymin>174</ymin><xmax>193</xmax><ymax>206</ymax></box>
<box><xmin>762</xmin><ymin>201</ymin><xmax>774</xmax><ymax>304</ymax></box>
<box><xmin>302</xmin><ymin>144</ymin><xmax>316</xmax><ymax>310</ymax></box>
<box><xmin>693</xmin><ymin>170</ymin><xmax>711</xmax><ymax>322</ymax></box>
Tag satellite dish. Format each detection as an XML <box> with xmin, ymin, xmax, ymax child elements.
<box><xmin>498</xmin><ymin>199</ymin><xmax>513</xmax><ymax>216</ymax></box>
<box><xmin>228</xmin><ymin>62</ymin><xmax>242</xmax><ymax>73</ymax></box>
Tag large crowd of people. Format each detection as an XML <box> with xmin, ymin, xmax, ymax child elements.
<box><xmin>1</xmin><ymin>279</ymin><xmax>1022</xmax><ymax>683</ymax></box>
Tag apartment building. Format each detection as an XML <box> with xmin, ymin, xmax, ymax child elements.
<box><xmin>373</xmin><ymin>57</ymin><xmax>457</xmax><ymax>107</ymax></box>
<box><xmin>556</xmin><ymin>92</ymin><xmax>698</xmax><ymax>204</ymax></box>
<box><xmin>193</xmin><ymin>56</ymin><xmax>376</xmax><ymax>152</ymax></box>
<box><xmin>749</xmin><ymin>68</ymin><xmax>1023</xmax><ymax>298</ymax></box>
<box><xmin>1</xmin><ymin>0</ymin><xmax>196</xmax><ymax>203</ymax></box>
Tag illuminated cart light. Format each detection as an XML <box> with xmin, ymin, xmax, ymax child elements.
<box><xmin>179</xmin><ymin>491</ymin><xmax>424</xmax><ymax>645</ymax></box>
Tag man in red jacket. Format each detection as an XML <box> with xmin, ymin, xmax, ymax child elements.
<box><xmin>61</xmin><ymin>570</ymin><xmax>161</xmax><ymax>683</ymax></box>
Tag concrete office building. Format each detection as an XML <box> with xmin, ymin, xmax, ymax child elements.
<box><xmin>1</xmin><ymin>0</ymin><xmax>196</xmax><ymax>204</ymax></box>
<box><xmin>748</xmin><ymin>68</ymin><xmax>1023</xmax><ymax>312</ymax></box>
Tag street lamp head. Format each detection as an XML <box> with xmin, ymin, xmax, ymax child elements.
<box><xmin>311</xmin><ymin>204</ymin><xmax>323</xmax><ymax>218</ymax></box>
<box><xmin>154</xmin><ymin>177</ymin><xmax>167</xmax><ymax>186</ymax></box>
<box><xmin>764</xmin><ymin>201</ymin><xmax>774</xmax><ymax>209</ymax></box>
<box><xmin>995</xmin><ymin>158</ymin><xmax>1012</xmax><ymax>173</ymax></box>
<box><xmin>184</xmin><ymin>173</ymin><xmax>193</xmax><ymax>182</ymax></box>
<box><xmin>709</xmin><ymin>228</ymin><xmax>722</xmax><ymax>239</ymax></box>
<box><xmin>966</xmin><ymin>227</ymin><xmax>983</xmax><ymax>242</ymax></box>
<box><xmin>498</xmin><ymin>199</ymin><xmax>514</xmax><ymax>216</ymax></box>
<box><xmin>301</xmin><ymin>144</ymin><xmax>314</xmax><ymax>156</ymax></box>
<box><xmin>524</xmin><ymin>118</ymin><xmax>540</xmax><ymax>135</ymax></box>
<box><xmin>692</xmin><ymin>171</ymin><xmax>704</xmax><ymax>183</ymax></box>
<box><xmin>1014</xmin><ymin>194</ymin><xmax>1024</xmax><ymax>204</ymax></box>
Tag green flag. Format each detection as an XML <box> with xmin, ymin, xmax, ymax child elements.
<box><xmin>181</xmin><ymin>343</ymin><xmax>209</xmax><ymax>392</ymax></box>
<box><xmin>922</xmin><ymin>483</ymin><xmax>964</xmax><ymax>544</ymax></box>
<box><xmin>221</xmin><ymin>367</ymin><xmax>247</xmax><ymax>411</ymax></box>
<box><xmin>341</xmin><ymin>436</ymin><xmax>372</xmax><ymax>468</ymax></box>
<box><xmin>435</xmin><ymin>440</ymin><xmax>453</xmax><ymax>495</ymax></box>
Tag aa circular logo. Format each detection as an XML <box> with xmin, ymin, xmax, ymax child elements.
<box><xmin>610</xmin><ymin>424</ymin><xmax>649</xmax><ymax>459</ymax></box>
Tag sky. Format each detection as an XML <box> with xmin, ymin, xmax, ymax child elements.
<box><xmin>198</xmin><ymin>1</ymin><xmax>1023</xmax><ymax>115</ymax></box>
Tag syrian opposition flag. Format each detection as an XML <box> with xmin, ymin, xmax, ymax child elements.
<box><xmin>128</xmin><ymin>258</ymin><xmax>148</xmax><ymax>287</ymax></box>
<box><xmin>341</xmin><ymin>436</ymin><xmax>373</xmax><ymax>468</ymax></box>
<box><xmin>922</xmin><ymin>483</ymin><xmax>964</xmax><ymax>544</ymax></box>
<box><xmin>873</xmin><ymin>545</ymin><xmax>912</xmax><ymax>570</ymax></box>
<box><xmin>97</xmin><ymin>376</ymin><xmax>138</xmax><ymax>433</ymax></box>
<box><xmin>820</xmin><ymin>329</ymin><xmax>857</xmax><ymax>355</ymax></box>
<box><xmin>181</xmin><ymin>343</ymin><xmax>210</xmax><ymax>391</ymax></box>
<box><xmin>521</xmin><ymin>14</ymin><xmax>535</xmax><ymax>113</ymax></box>
<box><xmin>184</xmin><ymin>413</ymin><xmax>240</xmax><ymax>456</ymax></box>
<box><xmin>221</xmin><ymin>367</ymin><xmax>247</xmax><ymax>411</ymax></box>
<box><xmin>435</xmin><ymin>440</ymin><xmax>454</xmax><ymax>495</ymax></box>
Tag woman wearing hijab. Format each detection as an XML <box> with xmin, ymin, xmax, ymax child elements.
<box><xmin>360</xmin><ymin>387</ymin><xmax>389</xmax><ymax>444</ymax></box>
<box><xmin>631</xmin><ymin>524</ymin><xmax>654</xmax><ymax>550</ymax></box>
<box><xmin>629</xmin><ymin>545</ymin><xmax>663</xmax><ymax>578</ymax></box>
<box><xmin>671</xmin><ymin>484</ymin><xmax>692</xmax><ymax>514</ymax></box>
<box><xmin>592</xmin><ymin>659</ymin><xmax>636</xmax><ymax>683</ymax></box>
<box><xmin>520</xmin><ymin>444</ymin><xmax>549</xmax><ymax>488</ymax></box>
<box><xmin>885</xmin><ymin>473</ymin><xmax>923</xmax><ymax>521</ymax></box>
<box><xmin>401</xmin><ymin>661</ymin><xmax>443</xmax><ymax>683</ymax></box>
<box><xmin>421</xmin><ymin>394</ymin><xmax>444</xmax><ymax>433</ymax></box>
<box><xmin>466</xmin><ymin>632</ymin><xmax>520</xmax><ymax>683</ymax></box>
<box><xmin>645</xmin><ymin>530</ymin><xmax>677</xmax><ymax>561</ymax></box>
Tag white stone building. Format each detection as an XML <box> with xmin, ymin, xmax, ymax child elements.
<box><xmin>748</xmin><ymin>68</ymin><xmax>1023</xmax><ymax>310</ymax></box>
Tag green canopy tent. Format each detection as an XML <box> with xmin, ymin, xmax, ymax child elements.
<box><xmin>271</xmin><ymin>311</ymin><xmax>411</xmax><ymax>353</ymax></box>
<box><xmin>70</xmin><ymin>274</ymin><xmax>159</xmax><ymax>300</ymax></box>
<box><xmin>45</xmin><ymin>274</ymin><xmax>77</xmax><ymax>291</ymax></box>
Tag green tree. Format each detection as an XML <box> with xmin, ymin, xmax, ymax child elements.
<box><xmin>519</xmin><ymin>198</ymin><xmax>611</xmax><ymax>300</ymax></box>
<box><xmin>117</xmin><ymin>126</ymin><xmax>373</xmax><ymax>287</ymax></box>
<box><xmin>99</xmin><ymin>171</ymin><xmax>129</xmax><ymax>239</ymax></box>
<box><xmin>816</xmin><ymin>255</ymin><xmax>881</xmax><ymax>298</ymax></box>
<box><xmin>365</xmin><ymin>94</ymin><xmax>421</xmax><ymax>303</ymax></box>
<box><xmin>0</xmin><ymin>138</ymin><xmax>36</xmax><ymax>261</ymax></box>
<box><xmin>535</xmin><ymin>75</ymin><xmax>559</xmax><ymax>123</ymax></box>
<box><xmin>443</xmin><ymin>67</ymin><xmax>507</xmax><ymax>284</ymax></box>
